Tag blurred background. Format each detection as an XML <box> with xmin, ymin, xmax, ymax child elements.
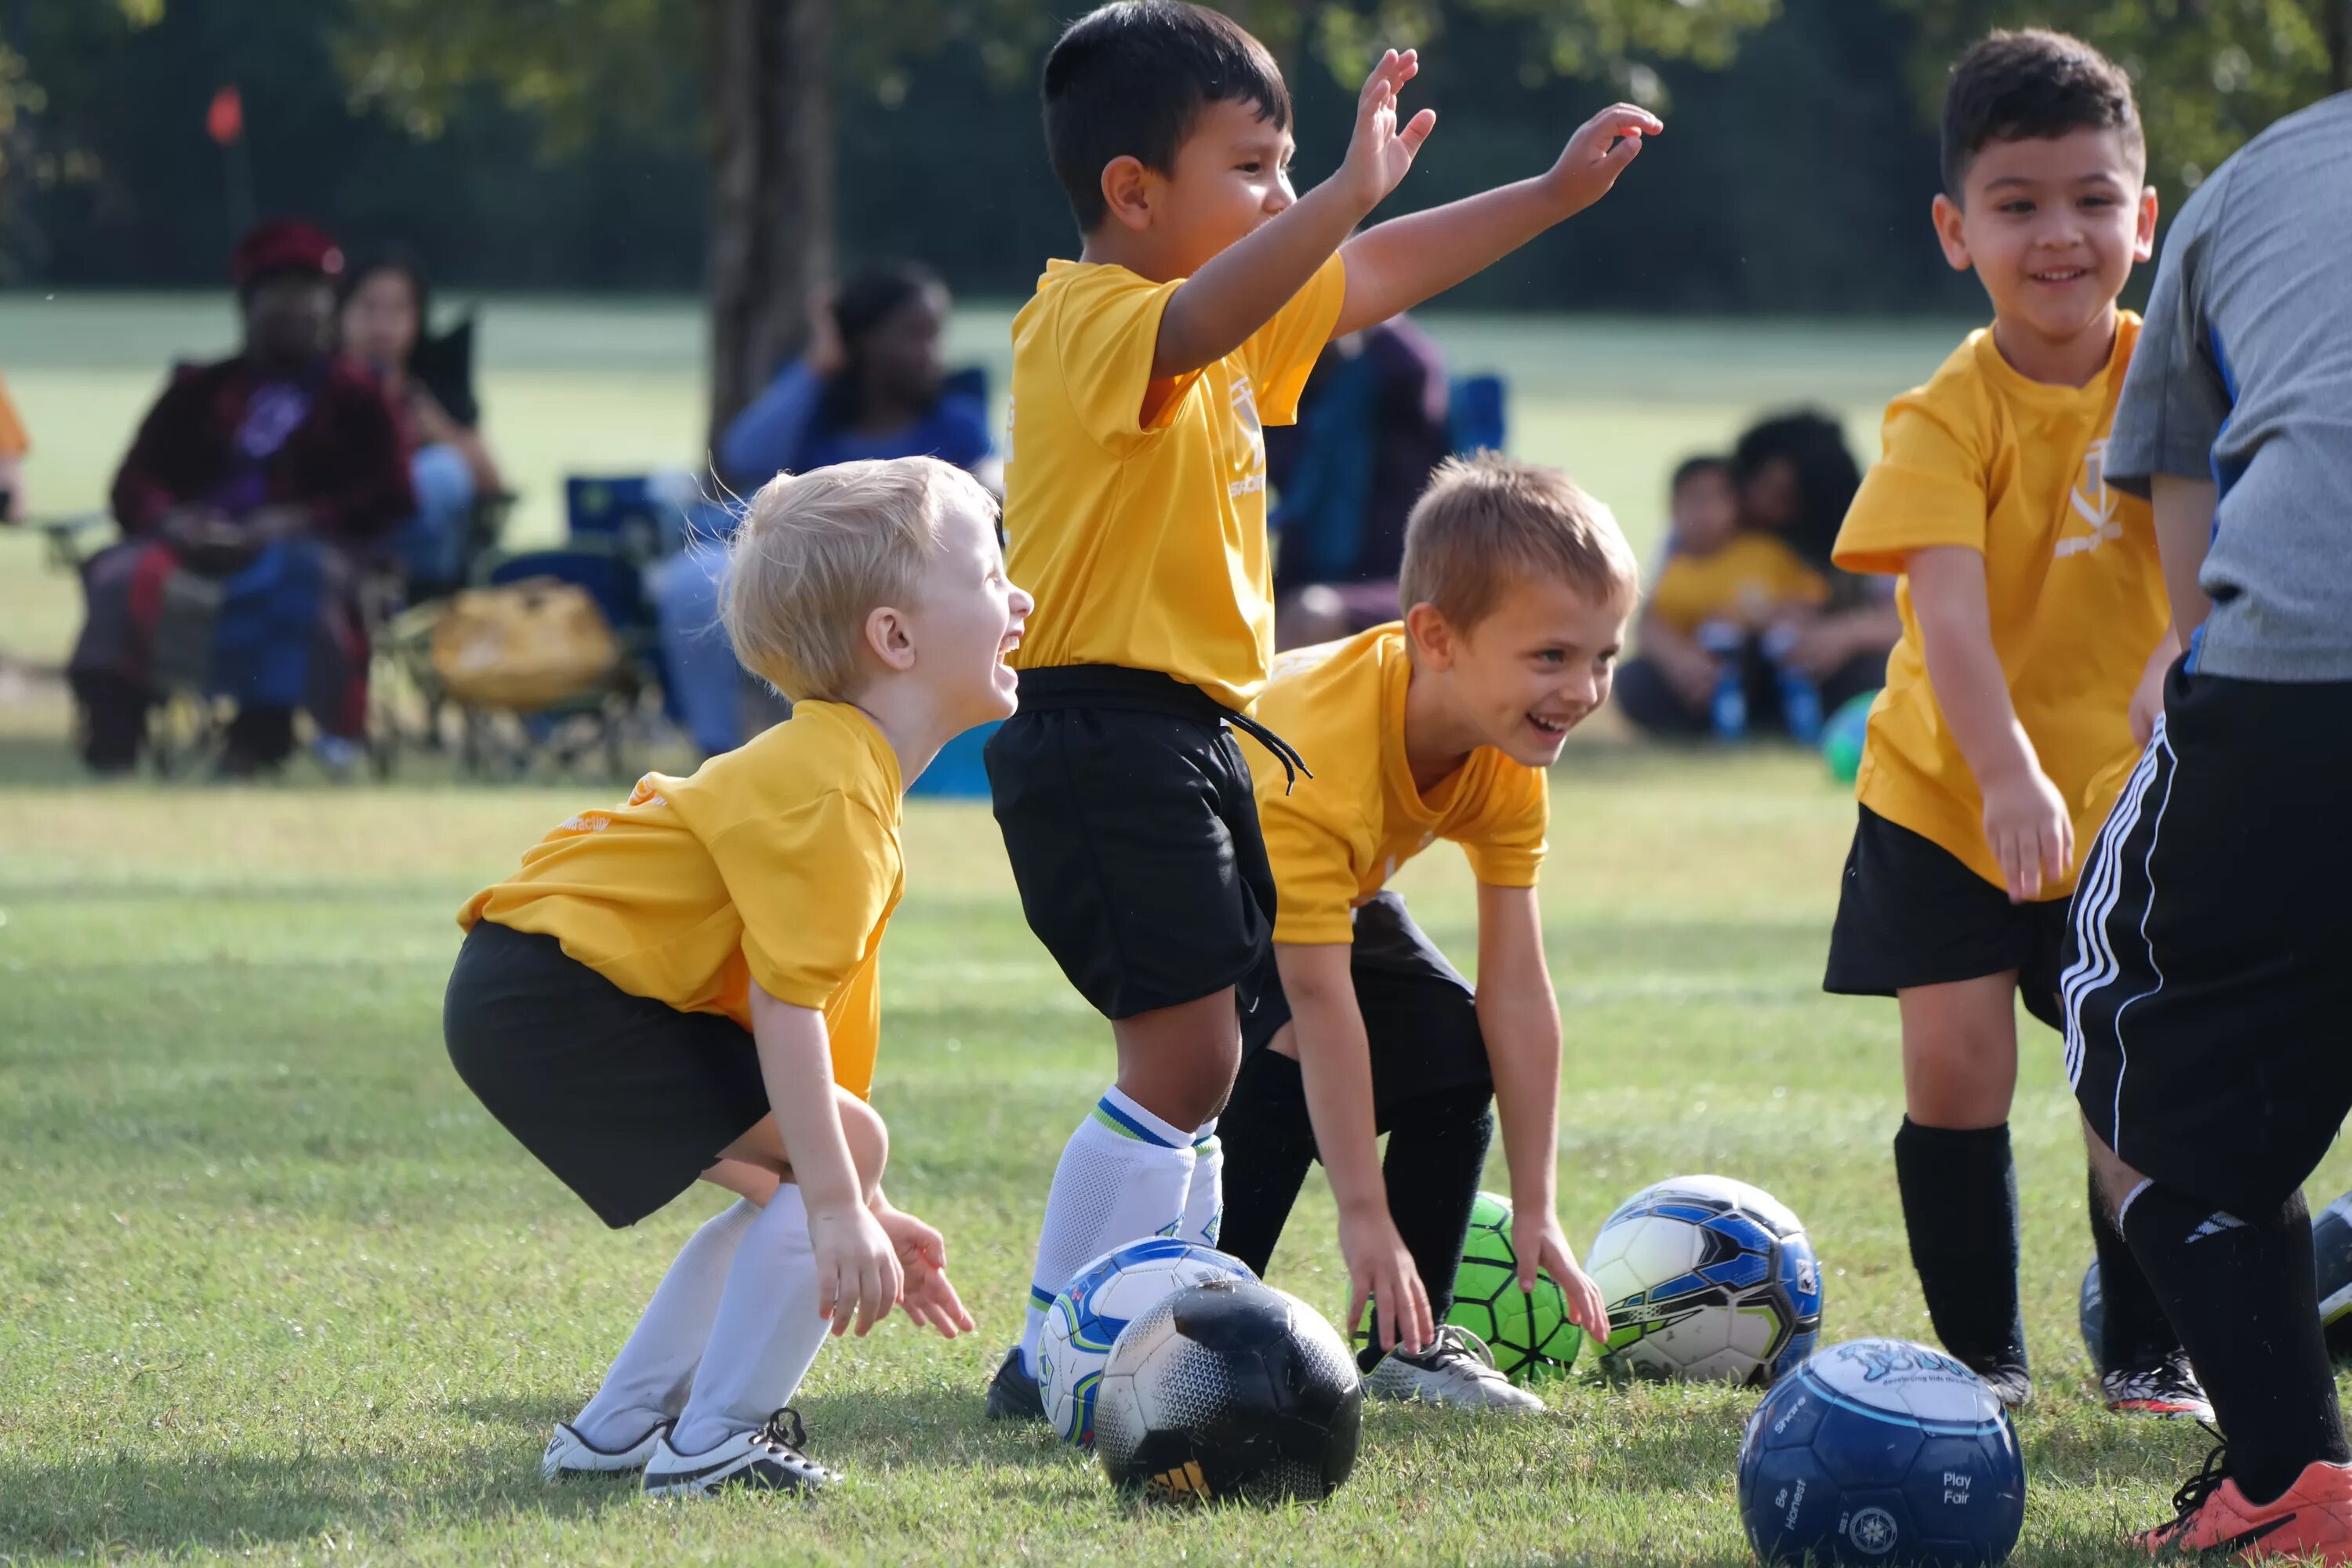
<box><xmin>1</xmin><ymin>0</ymin><xmax>2343</xmax><ymax>778</ymax></box>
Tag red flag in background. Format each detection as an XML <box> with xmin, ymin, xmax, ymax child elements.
<box><xmin>207</xmin><ymin>86</ymin><xmax>244</xmax><ymax>145</ymax></box>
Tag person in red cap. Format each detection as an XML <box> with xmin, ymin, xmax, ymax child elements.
<box><xmin>68</xmin><ymin>219</ymin><xmax>414</xmax><ymax>775</ymax></box>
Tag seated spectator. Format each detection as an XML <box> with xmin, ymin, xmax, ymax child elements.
<box><xmin>68</xmin><ymin>220</ymin><xmax>414</xmax><ymax>775</ymax></box>
<box><xmin>1619</xmin><ymin>412</ymin><xmax>1897</xmax><ymax>739</ymax></box>
<box><xmin>0</xmin><ymin>367</ymin><xmax>26</xmax><ymax>523</ymax></box>
<box><xmin>1266</xmin><ymin>314</ymin><xmax>1451</xmax><ymax>649</ymax></box>
<box><xmin>655</xmin><ymin>263</ymin><xmax>993</xmax><ymax>756</ymax></box>
<box><xmin>339</xmin><ymin>249</ymin><xmax>504</xmax><ymax>594</ymax></box>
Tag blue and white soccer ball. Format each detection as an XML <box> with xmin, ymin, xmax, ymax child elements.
<box><xmin>1738</xmin><ymin>1337</ymin><xmax>2027</xmax><ymax>1566</ymax></box>
<box><xmin>1585</xmin><ymin>1174</ymin><xmax>1824</xmax><ymax>1385</ymax></box>
<box><xmin>1039</xmin><ymin>1238</ymin><xmax>1257</xmax><ymax>1447</ymax></box>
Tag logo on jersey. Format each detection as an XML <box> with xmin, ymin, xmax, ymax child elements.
<box><xmin>1228</xmin><ymin>375</ymin><xmax>1266</xmax><ymax>499</ymax></box>
<box><xmin>2054</xmin><ymin>439</ymin><xmax>2124</xmax><ymax>557</ymax></box>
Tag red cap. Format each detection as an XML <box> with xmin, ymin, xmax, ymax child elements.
<box><xmin>230</xmin><ymin>220</ymin><xmax>344</xmax><ymax>289</ymax></box>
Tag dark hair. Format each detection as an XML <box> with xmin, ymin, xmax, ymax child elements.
<box><xmin>1730</xmin><ymin>411</ymin><xmax>1860</xmax><ymax>569</ymax></box>
<box><xmin>818</xmin><ymin>260</ymin><xmax>948</xmax><ymax>430</ymax></box>
<box><xmin>1042</xmin><ymin>2</ymin><xmax>1290</xmax><ymax>232</ymax></box>
<box><xmin>1670</xmin><ymin>454</ymin><xmax>1731</xmax><ymax>494</ymax></box>
<box><xmin>1940</xmin><ymin>30</ymin><xmax>2143</xmax><ymax>199</ymax></box>
<box><xmin>338</xmin><ymin>246</ymin><xmax>432</xmax><ymax>328</ymax></box>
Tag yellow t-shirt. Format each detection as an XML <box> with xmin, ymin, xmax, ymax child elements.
<box><xmin>0</xmin><ymin>370</ymin><xmax>27</xmax><ymax>457</ymax></box>
<box><xmin>1003</xmin><ymin>254</ymin><xmax>1350</xmax><ymax>711</ymax></box>
<box><xmin>1238</xmin><ymin>624</ymin><xmax>1548</xmax><ymax>945</ymax></box>
<box><xmin>456</xmin><ymin>701</ymin><xmax>904</xmax><ymax>1098</ymax></box>
<box><xmin>1833</xmin><ymin>318</ymin><xmax>2168</xmax><ymax>897</ymax></box>
<box><xmin>1649</xmin><ymin>532</ymin><xmax>1830</xmax><ymax>635</ymax></box>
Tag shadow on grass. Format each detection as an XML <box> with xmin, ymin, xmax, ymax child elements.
<box><xmin>0</xmin><ymin>1439</ymin><xmax>636</xmax><ymax>1559</ymax></box>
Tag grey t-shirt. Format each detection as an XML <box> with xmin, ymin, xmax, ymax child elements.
<box><xmin>2106</xmin><ymin>91</ymin><xmax>2352</xmax><ymax>681</ymax></box>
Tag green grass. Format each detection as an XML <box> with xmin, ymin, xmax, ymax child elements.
<box><xmin>5</xmin><ymin>302</ymin><xmax>2336</xmax><ymax>1565</ymax></box>
<box><xmin>5</xmin><ymin>750</ymin><xmax>2346</xmax><ymax>1566</ymax></box>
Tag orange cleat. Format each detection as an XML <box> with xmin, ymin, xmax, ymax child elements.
<box><xmin>2139</xmin><ymin>1446</ymin><xmax>2352</xmax><ymax>1560</ymax></box>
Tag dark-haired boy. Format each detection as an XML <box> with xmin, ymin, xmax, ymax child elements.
<box><xmin>2065</xmin><ymin>90</ymin><xmax>2352</xmax><ymax>1559</ymax></box>
<box><xmin>984</xmin><ymin>0</ymin><xmax>1660</xmax><ymax>1417</ymax></box>
<box><xmin>1821</xmin><ymin>29</ymin><xmax>2201</xmax><ymax>1417</ymax></box>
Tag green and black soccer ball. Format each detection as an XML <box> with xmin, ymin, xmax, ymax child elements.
<box><xmin>1355</xmin><ymin>1190</ymin><xmax>1581</xmax><ymax>1384</ymax></box>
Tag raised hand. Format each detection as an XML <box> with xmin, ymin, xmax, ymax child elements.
<box><xmin>1338</xmin><ymin>49</ymin><xmax>1439</xmax><ymax>212</ymax></box>
<box><xmin>1545</xmin><ymin>102</ymin><xmax>1664</xmax><ymax>217</ymax></box>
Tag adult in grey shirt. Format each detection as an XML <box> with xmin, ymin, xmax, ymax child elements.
<box><xmin>2063</xmin><ymin>91</ymin><xmax>2352</xmax><ymax>1559</ymax></box>
<box><xmin>2105</xmin><ymin>90</ymin><xmax>2352</xmax><ymax>679</ymax></box>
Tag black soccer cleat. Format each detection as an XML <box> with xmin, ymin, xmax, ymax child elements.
<box><xmin>985</xmin><ymin>1343</ymin><xmax>1046</xmax><ymax>1423</ymax></box>
<box><xmin>1963</xmin><ymin>1356</ymin><xmax>2034</xmax><ymax>1411</ymax></box>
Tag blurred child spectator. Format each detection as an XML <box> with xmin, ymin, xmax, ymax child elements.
<box><xmin>656</xmin><ymin>263</ymin><xmax>994</xmax><ymax>757</ymax></box>
<box><xmin>0</xmin><ymin>368</ymin><xmax>27</xmax><ymax>523</ymax></box>
<box><xmin>1266</xmin><ymin>315</ymin><xmax>1451</xmax><ymax>649</ymax></box>
<box><xmin>1618</xmin><ymin>411</ymin><xmax>1898</xmax><ymax>739</ymax></box>
<box><xmin>69</xmin><ymin>220</ymin><xmax>413</xmax><ymax>775</ymax></box>
<box><xmin>338</xmin><ymin>249</ymin><xmax>505</xmax><ymax>595</ymax></box>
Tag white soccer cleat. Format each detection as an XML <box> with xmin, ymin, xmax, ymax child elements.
<box><xmin>541</xmin><ymin>1417</ymin><xmax>671</xmax><ymax>1483</ymax></box>
<box><xmin>1363</xmin><ymin>1324</ymin><xmax>1545</xmax><ymax>1413</ymax></box>
<box><xmin>641</xmin><ymin>1407</ymin><xmax>836</xmax><ymax>1498</ymax></box>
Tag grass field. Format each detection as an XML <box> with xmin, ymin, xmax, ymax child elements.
<box><xmin>5</xmin><ymin>302</ymin><xmax>2344</xmax><ymax>1566</ymax></box>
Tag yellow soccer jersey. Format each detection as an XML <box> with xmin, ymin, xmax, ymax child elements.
<box><xmin>1237</xmin><ymin>623</ymin><xmax>1548</xmax><ymax>945</ymax></box>
<box><xmin>1833</xmin><ymin>316</ymin><xmax>2169</xmax><ymax>898</ymax></box>
<box><xmin>459</xmin><ymin>700</ymin><xmax>903</xmax><ymax>1098</ymax></box>
<box><xmin>1649</xmin><ymin>532</ymin><xmax>1830</xmax><ymax>635</ymax></box>
<box><xmin>1002</xmin><ymin>254</ymin><xmax>1348</xmax><ymax>712</ymax></box>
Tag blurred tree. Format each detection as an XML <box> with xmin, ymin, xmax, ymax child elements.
<box><xmin>0</xmin><ymin>0</ymin><xmax>163</xmax><ymax>279</ymax></box>
<box><xmin>334</xmin><ymin>0</ymin><xmax>1779</xmax><ymax>441</ymax></box>
<box><xmin>1889</xmin><ymin>0</ymin><xmax>2349</xmax><ymax>197</ymax></box>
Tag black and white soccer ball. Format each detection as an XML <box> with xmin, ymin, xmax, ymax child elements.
<box><xmin>1093</xmin><ymin>1276</ymin><xmax>1362</xmax><ymax>1504</ymax></box>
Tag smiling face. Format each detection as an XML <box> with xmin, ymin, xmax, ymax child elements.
<box><xmin>902</xmin><ymin>493</ymin><xmax>1032</xmax><ymax>730</ymax></box>
<box><xmin>1410</xmin><ymin>574</ymin><xmax>1633</xmax><ymax>770</ymax></box>
<box><xmin>1934</xmin><ymin>127</ymin><xmax>2155</xmax><ymax>359</ymax></box>
<box><xmin>1144</xmin><ymin>98</ymin><xmax>1296</xmax><ymax>277</ymax></box>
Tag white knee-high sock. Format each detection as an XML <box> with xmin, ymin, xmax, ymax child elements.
<box><xmin>1019</xmin><ymin>1087</ymin><xmax>1196</xmax><ymax>1374</ymax></box>
<box><xmin>1180</xmin><ymin>1120</ymin><xmax>1223</xmax><ymax>1248</ymax></box>
<box><xmin>572</xmin><ymin>1198</ymin><xmax>757</xmax><ymax>1446</ymax></box>
<box><xmin>671</xmin><ymin>1185</ymin><xmax>829</xmax><ymax>1454</ymax></box>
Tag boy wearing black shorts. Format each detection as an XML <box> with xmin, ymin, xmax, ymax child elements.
<box><xmin>445</xmin><ymin>459</ymin><xmax>1022</xmax><ymax>1494</ymax></box>
<box><xmin>1215</xmin><ymin>455</ymin><xmax>1624</xmax><ymax>1408</ymax></box>
<box><xmin>2065</xmin><ymin>90</ymin><xmax>2352</xmax><ymax>1559</ymax></box>
<box><xmin>985</xmin><ymin>0</ymin><xmax>1661</xmax><ymax>1415</ymax></box>
<box><xmin>1820</xmin><ymin>31</ymin><xmax>2198</xmax><ymax>1415</ymax></box>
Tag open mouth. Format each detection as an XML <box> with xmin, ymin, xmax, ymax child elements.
<box><xmin>1526</xmin><ymin>712</ymin><xmax>1571</xmax><ymax>739</ymax></box>
<box><xmin>996</xmin><ymin>629</ymin><xmax>1024</xmax><ymax>666</ymax></box>
<box><xmin>2030</xmin><ymin>267</ymin><xmax>2090</xmax><ymax>284</ymax></box>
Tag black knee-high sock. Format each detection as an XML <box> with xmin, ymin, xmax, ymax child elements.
<box><xmin>1213</xmin><ymin>1050</ymin><xmax>1321</xmax><ymax>1281</ymax></box>
<box><xmin>1378</xmin><ymin>1085</ymin><xmax>1495</xmax><ymax>1327</ymax></box>
<box><xmin>1893</xmin><ymin>1119</ymin><xmax>2027</xmax><ymax>1368</ymax></box>
<box><xmin>2090</xmin><ymin>1165</ymin><xmax>2182</xmax><ymax>1370</ymax></box>
<box><xmin>2122</xmin><ymin>1182</ymin><xmax>2349</xmax><ymax>1506</ymax></box>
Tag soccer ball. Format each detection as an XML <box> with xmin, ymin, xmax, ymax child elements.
<box><xmin>1738</xmin><ymin>1337</ymin><xmax>2026</xmax><ymax>1566</ymax></box>
<box><xmin>1351</xmin><ymin>1190</ymin><xmax>1581</xmax><ymax>1383</ymax></box>
<box><xmin>1585</xmin><ymin>1174</ymin><xmax>1823</xmax><ymax>1385</ymax></box>
<box><xmin>1039</xmin><ymin>1238</ymin><xmax>1256</xmax><ymax>1447</ymax></box>
<box><xmin>2080</xmin><ymin>1186</ymin><xmax>2352</xmax><ymax>1370</ymax></box>
<box><xmin>1094</xmin><ymin>1276</ymin><xmax>1362</xmax><ymax>1504</ymax></box>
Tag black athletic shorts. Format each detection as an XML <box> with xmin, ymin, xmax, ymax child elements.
<box><xmin>1239</xmin><ymin>891</ymin><xmax>1494</xmax><ymax>1109</ymax></box>
<box><xmin>985</xmin><ymin>666</ymin><xmax>1305</xmax><ymax>1022</ymax></box>
<box><xmin>1824</xmin><ymin>804</ymin><xmax>2071</xmax><ymax>1033</ymax></box>
<box><xmin>444</xmin><ymin>920</ymin><xmax>769</xmax><ymax>1229</ymax></box>
<box><xmin>2065</xmin><ymin>663</ymin><xmax>2352</xmax><ymax>1217</ymax></box>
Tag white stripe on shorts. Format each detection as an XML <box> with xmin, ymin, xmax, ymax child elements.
<box><xmin>2061</xmin><ymin>723</ymin><xmax>2167</xmax><ymax>1082</ymax></box>
<box><xmin>2105</xmin><ymin>727</ymin><xmax>2180</xmax><ymax>1155</ymax></box>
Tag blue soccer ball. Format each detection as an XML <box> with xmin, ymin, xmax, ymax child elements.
<box><xmin>1038</xmin><ymin>1238</ymin><xmax>1257</xmax><ymax>1447</ymax></box>
<box><xmin>1738</xmin><ymin>1338</ymin><xmax>2025</xmax><ymax>1566</ymax></box>
<box><xmin>1586</xmin><ymin>1174</ymin><xmax>1824</xmax><ymax>1385</ymax></box>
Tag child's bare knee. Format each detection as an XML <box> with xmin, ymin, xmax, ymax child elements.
<box><xmin>835</xmin><ymin>1087</ymin><xmax>890</xmax><ymax>1197</ymax></box>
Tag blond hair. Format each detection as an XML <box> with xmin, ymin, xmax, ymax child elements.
<box><xmin>724</xmin><ymin>456</ymin><xmax>993</xmax><ymax>701</ymax></box>
<box><xmin>1397</xmin><ymin>452</ymin><xmax>1639</xmax><ymax>630</ymax></box>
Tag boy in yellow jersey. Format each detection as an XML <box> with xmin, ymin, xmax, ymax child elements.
<box><xmin>1213</xmin><ymin>456</ymin><xmax>1625</xmax><ymax>1408</ymax></box>
<box><xmin>1821</xmin><ymin>31</ymin><xmax>2198</xmax><ymax>1419</ymax></box>
<box><xmin>985</xmin><ymin>0</ymin><xmax>1660</xmax><ymax>1418</ymax></box>
<box><xmin>444</xmin><ymin>458</ymin><xmax>1029</xmax><ymax>1496</ymax></box>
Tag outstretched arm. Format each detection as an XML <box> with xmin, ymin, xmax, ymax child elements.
<box><xmin>1334</xmin><ymin>103</ymin><xmax>1661</xmax><ymax>337</ymax></box>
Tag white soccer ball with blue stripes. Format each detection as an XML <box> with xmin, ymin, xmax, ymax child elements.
<box><xmin>1585</xmin><ymin>1174</ymin><xmax>1824</xmax><ymax>1386</ymax></box>
<box><xmin>1040</xmin><ymin>1238</ymin><xmax>1257</xmax><ymax>1447</ymax></box>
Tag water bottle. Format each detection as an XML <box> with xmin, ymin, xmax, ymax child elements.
<box><xmin>1762</xmin><ymin>623</ymin><xmax>1824</xmax><ymax>745</ymax></box>
<box><xmin>1696</xmin><ymin>621</ymin><xmax>1747</xmax><ymax>741</ymax></box>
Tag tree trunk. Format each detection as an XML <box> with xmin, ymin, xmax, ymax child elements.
<box><xmin>2328</xmin><ymin>0</ymin><xmax>2351</xmax><ymax>93</ymax></box>
<box><xmin>705</xmin><ymin>0</ymin><xmax>834</xmax><ymax>454</ymax></box>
